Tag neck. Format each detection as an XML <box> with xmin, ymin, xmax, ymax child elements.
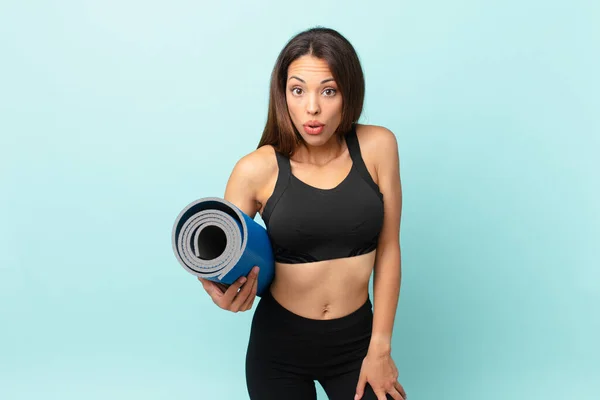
<box><xmin>293</xmin><ymin>134</ymin><xmax>345</xmax><ymax>166</ymax></box>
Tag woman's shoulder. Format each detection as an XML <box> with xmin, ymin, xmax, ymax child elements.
<box><xmin>229</xmin><ymin>144</ymin><xmax>278</xmax><ymax>187</ymax></box>
<box><xmin>354</xmin><ymin>123</ymin><xmax>398</xmax><ymax>152</ymax></box>
<box><xmin>352</xmin><ymin>124</ymin><xmax>400</xmax><ymax>185</ymax></box>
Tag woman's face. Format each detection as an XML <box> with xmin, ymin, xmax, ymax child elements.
<box><xmin>285</xmin><ymin>55</ymin><xmax>343</xmax><ymax>146</ymax></box>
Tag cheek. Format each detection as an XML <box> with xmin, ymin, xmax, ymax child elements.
<box><xmin>324</xmin><ymin>98</ymin><xmax>343</xmax><ymax>116</ymax></box>
<box><xmin>333</xmin><ymin>96</ymin><xmax>343</xmax><ymax>109</ymax></box>
<box><xmin>286</xmin><ymin>97</ymin><xmax>300</xmax><ymax>118</ymax></box>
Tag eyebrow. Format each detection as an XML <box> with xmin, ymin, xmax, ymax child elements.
<box><xmin>288</xmin><ymin>76</ymin><xmax>336</xmax><ymax>84</ymax></box>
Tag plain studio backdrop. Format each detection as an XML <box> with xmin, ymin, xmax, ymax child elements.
<box><xmin>1</xmin><ymin>1</ymin><xmax>598</xmax><ymax>399</ymax></box>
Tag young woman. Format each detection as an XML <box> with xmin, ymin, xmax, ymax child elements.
<box><xmin>198</xmin><ymin>27</ymin><xmax>406</xmax><ymax>400</ymax></box>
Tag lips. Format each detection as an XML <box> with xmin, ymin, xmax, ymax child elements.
<box><xmin>303</xmin><ymin>121</ymin><xmax>325</xmax><ymax>135</ymax></box>
<box><xmin>304</xmin><ymin>120</ymin><xmax>324</xmax><ymax>128</ymax></box>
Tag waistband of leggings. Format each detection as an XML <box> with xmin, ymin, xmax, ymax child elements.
<box><xmin>260</xmin><ymin>289</ymin><xmax>372</xmax><ymax>333</ymax></box>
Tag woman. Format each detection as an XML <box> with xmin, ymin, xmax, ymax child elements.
<box><xmin>198</xmin><ymin>27</ymin><xmax>406</xmax><ymax>400</ymax></box>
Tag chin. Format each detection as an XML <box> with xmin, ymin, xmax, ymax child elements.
<box><xmin>301</xmin><ymin>134</ymin><xmax>331</xmax><ymax>145</ymax></box>
<box><xmin>297</xmin><ymin>128</ymin><xmax>333</xmax><ymax>143</ymax></box>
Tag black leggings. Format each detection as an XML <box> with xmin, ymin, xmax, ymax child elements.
<box><xmin>245</xmin><ymin>290</ymin><xmax>393</xmax><ymax>400</ymax></box>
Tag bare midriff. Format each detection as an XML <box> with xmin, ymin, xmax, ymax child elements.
<box><xmin>268</xmin><ymin>250</ymin><xmax>376</xmax><ymax>320</ymax></box>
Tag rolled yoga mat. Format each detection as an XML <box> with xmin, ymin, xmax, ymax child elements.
<box><xmin>172</xmin><ymin>197</ymin><xmax>275</xmax><ymax>297</ymax></box>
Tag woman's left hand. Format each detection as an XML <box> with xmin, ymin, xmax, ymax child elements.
<box><xmin>354</xmin><ymin>350</ymin><xmax>406</xmax><ymax>400</ymax></box>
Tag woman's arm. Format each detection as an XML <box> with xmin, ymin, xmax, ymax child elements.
<box><xmin>198</xmin><ymin>147</ymin><xmax>274</xmax><ymax>312</ymax></box>
<box><xmin>369</xmin><ymin>126</ymin><xmax>403</xmax><ymax>356</ymax></box>
<box><xmin>223</xmin><ymin>152</ymin><xmax>262</xmax><ymax>218</ymax></box>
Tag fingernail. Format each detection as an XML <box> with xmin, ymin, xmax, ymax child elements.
<box><xmin>240</xmin><ymin>277</ymin><xmax>247</xmax><ymax>284</ymax></box>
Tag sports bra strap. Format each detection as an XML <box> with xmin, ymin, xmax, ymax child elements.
<box><xmin>274</xmin><ymin>150</ymin><xmax>291</xmax><ymax>176</ymax></box>
<box><xmin>346</xmin><ymin>124</ymin><xmax>383</xmax><ymax>200</ymax></box>
<box><xmin>262</xmin><ymin>150</ymin><xmax>291</xmax><ymax>226</ymax></box>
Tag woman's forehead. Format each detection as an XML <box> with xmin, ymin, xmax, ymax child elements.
<box><xmin>287</xmin><ymin>56</ymin><xmax>333</xmax><ymax>80</ymax></box>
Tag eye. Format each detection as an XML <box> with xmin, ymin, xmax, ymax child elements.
<box><xmin>323</xmin><ymin>88</ymin><xmax>337</xmax><ymax>96</ymax></box>
<box><xmin>291</xmin><ymin>87</ymin><xmax>303</xmax><ymax>96</ymax></box>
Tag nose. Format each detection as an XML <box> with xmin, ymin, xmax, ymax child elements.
<box><xmin>306</xmin><ymin>93</ymin><xmax>320</xmax><ymax>115</ymax></box>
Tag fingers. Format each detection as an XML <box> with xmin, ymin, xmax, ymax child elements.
<box><xmin>361</xmin><ymin>380</ymin><xmax>406</xmax><ymax>400</ymax></box>
<box><xmin>354</xmin><ymin>370</ymin><xmax>367</xmax><ymax>400</ymax></box>
<box><xmin>230</xmin><ymin>266</ymin><xmax>259</xmax><ymax>312</ymax></box>
<box><xmin>395</xmin><ymin>381</ymin><xmax>406</xmax><ymax>399</ymax></box>
<box><xmin>198</xmin><ymin>277</ymin><xmax>223</xmax><ymax>299</ymax></box>
<box><xmin>385</xmin><ymin>387</ymin><xmax>404</xmax><ymax>400</ymax></box>
<box><xmin>374</xmin><ymin>385</ymin><xmax>403</xmax><ymax>400</ymax></box>
<box><xmin>215</xmin><ymin>282</ymin><xmax>229</xmax><ymax>294</ymax></box>
<box><xmin>240</xmin><ymin>269</ymin><xmax>259</xmax><ymax>311</ymax></box>
<box><xmin>198</xmin><ymin>277</ymin><xmax>232</xmax><ymax>295</ymax></box>
<box><xmin>198</xmin><ymin>267</ymin><xmax>260</xmax><ymax>312</ymax></box>
<box><xmin>221</xmin><ymin>275</ymin><xmax>248</xmax><ymax>307</ymax></box>
<box><xmin>380</xmin><ymin>382</ymin><xmax>406</xmax><ymax>400</ymax></box>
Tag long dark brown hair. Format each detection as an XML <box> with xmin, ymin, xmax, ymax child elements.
<box><xmin>256</xmin><ymin>27</ymin><xmax>365</xmax><ymax>157</ymax></box>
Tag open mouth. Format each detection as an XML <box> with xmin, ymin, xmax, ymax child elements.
<box><xmin>304</xmin><ymin>124</ymin><xmax>325</xmax><ymax>135</ymax></box>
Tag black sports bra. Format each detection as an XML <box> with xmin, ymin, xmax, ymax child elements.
<box><xmin>261</xmin><ymin>124</ymin><xmax>384</xmax><ymax>264</ymax></box>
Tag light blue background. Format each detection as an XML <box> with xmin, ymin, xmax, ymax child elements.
<box><xmin>1</xmin><ymin>1</ymin><xmax>598</xmax><ymax>399</ymax></box>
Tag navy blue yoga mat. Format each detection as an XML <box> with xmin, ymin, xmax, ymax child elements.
<box><xmin>172</xmin><ymin>197</ymin><xmax>275</xmax><ymax>297</ymax></box>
